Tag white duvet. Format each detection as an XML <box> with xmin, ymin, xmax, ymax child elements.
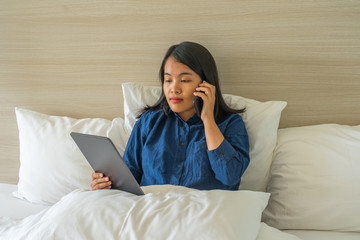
<box><xmin>0</xmin><ymin>185</ymin><xmax>300</xmax><ymax>240</ymax></box>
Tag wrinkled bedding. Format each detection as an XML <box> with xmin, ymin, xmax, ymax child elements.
<box><xmin>0</xmin><ymin>185</ymin><xmax>300</xmax><ymax>240</ymax></box>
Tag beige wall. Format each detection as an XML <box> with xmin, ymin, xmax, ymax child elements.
<box><xmin>1</xmin><ymin>0</ymin><xmax>360</xmax><ymax>183</ymax></box>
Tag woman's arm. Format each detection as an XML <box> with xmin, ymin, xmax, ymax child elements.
<box><xmin>194</xmin><ymin>81</ymin><xmax>249</xmax><ymax>187</ymax></box>
<box><xmin>206</xmin><ymin>115</ymin><xmax>250</xmax><ymax>186</ymax></box>
<box><xmin>203</xmin><ymin>117</ymin><xmax>224</xmax><ymax>150</ymax></box>
<box><xmin>122</xmin><ymin>121</ymin><xmax>145</xmax><ymax>184</ymax></box>
<box><xmin>193</xmin><ymin>81</ymin><xmax>223</xmax><ymax>150</ymax></box>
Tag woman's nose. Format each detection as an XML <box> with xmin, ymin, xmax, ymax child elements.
<box><xmin>170</xmin><ymin>82</ymin><xmax>181</xmax><ymax>94</ymax></box>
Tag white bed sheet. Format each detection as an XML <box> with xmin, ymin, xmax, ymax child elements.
<box><xmin>284</xmin><ymin>230</ymin><xmax>360</xmax><ymax>240</ymax></box>
<box><xmin>0</xmin><ymin>183</ymin><xmax>48</xmax><ymax>219</ymax></box>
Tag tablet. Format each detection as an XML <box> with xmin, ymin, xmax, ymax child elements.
<box><xmin>70</xmin><ymin>132</ymin><xmax>144</xmax><ymax>196</ymax></box>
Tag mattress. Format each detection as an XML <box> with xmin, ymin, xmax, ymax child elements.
<box><xmin>0</xmin><ymin>183</ymin><xmax>48</xmax><ymax>219</ymax></box>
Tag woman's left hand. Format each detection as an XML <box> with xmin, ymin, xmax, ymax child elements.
<box><xmin>193</xmin><ymin>81</ymin><xmax>216</xmax><ymax>122</ymax></box>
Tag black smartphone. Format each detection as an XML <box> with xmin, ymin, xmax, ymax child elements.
<box><xmin>193</xmin><ymin>96</ymin><xmax>203</xmax><ymax>117</ymax></box>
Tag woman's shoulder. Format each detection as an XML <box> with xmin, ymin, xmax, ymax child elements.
<box><xmin>139</xmin><ymin>108</ymin><xmax>165</xmax><ymax>121</ymax></box>
<box><xmin>219</xmin><ymin>113</ymin><xmax>244</xmax><ymax>125</ymax></box>
<box><xmin>136</xmin><ymin>108</ymin><xmax>167</xmax><ymax>129</ymax></box>
<box><xmin>218</xmin><ymin>113</ymin><xmax>247</xmax><ymax>134</ymax></box>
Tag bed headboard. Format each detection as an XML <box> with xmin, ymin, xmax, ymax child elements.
<box><xmin>1</xmin><ymin>1</ymin><xmax>359</xmax><ymax>184</ymax></box>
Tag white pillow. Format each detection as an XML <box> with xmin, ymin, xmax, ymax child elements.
<box><xmin>3</xmin><ymin>186</ymin><xmax>270</xmax><ymax>240</ymax></box>
<box><xmin>256</xmin><ymin>223</ymin><xmax>302</xmax><ymax>240</ymax></box>
<box><xmin>263</xmin><ymin>124</ymin><xmax>360</xmax><ymax>231</ymax></box>
<box><xmin>14</xmin><ymin>108</ymin><xmax>130</xmax><ymax>205</ymax></box>
<box><xmin>122</xmin><ymin>82</ymin><xmax>287</xmax><ymax>192</ymax></box>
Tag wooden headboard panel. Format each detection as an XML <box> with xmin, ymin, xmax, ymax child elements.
<box><xmin>1</xmin><ymin>1</ymin><xmax>359</xmax><ymax>184</ymax></box>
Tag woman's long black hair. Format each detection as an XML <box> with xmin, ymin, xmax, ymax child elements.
<box><xmin>138</xmin><ymin>41</ymin><xmax>245</xmax><ymax>121</ymax></box>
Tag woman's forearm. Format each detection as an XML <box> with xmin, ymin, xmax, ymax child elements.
<box><xmin>203</xmin><ymin>117</ymin><xmax>224</xmax><ymax>151</ymax></box>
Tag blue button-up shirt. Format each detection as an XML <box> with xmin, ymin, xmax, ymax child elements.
<box><xmin>123</xmin><ymin>109</ymin><xmax>249</xmax><ymax>190</ymax></box>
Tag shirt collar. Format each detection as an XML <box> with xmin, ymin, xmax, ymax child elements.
<box><xmin>168</xmin><ymin>108</ymin><xmax>202</xmax><ymax>126</ymax></box>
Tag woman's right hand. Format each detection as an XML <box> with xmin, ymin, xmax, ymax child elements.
<box><xmin>90</xmin><ymin>172</ymin><xmax>112</xmax><ymax>190</ymax></box>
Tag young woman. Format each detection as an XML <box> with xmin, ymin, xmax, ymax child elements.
<box><xmin>91</xmin><ymin>41</ymin><xmax>249</xmax><ymax>191</ymax></box>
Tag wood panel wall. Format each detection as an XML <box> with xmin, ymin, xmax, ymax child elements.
<box><xmin>1</xmin><ymin>0</ymin><xmax>359</xmax><ymax>183</ymax></box>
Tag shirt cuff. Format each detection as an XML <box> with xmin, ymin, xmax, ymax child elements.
<box><xmin>207</xmin><ymin>139</ymin><xmax>236</xmax><ymax>165</ymax></box>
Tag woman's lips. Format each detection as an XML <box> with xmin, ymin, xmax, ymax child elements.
<box><xmin>170</xmin><ymin>98</ymin><xmax>183</xmax><ymax>103</ymax></box>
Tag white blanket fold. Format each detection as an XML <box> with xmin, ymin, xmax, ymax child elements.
<box><xmin>0</xmin><ymin>185</ymin><xmax>300</xmax><ymax>240</ymax></box>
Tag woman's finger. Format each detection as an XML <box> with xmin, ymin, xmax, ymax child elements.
<box><xmin>91</xmin><ymin>179</ymin><xmax>112</xmax><ymax>190</ymax></box>
<box><xmin>199</xmin><ymin>81</ymin><xmax>215</xmax><ymax>90</ymax></box>
<box><xmin>95</xmin><ymin>177</ymin><xmax>110</xmax><ymax>184</ymax></box>
<box><xmin>93</xmin><ymin>181</ymin><xmax>112</xmax><ymax>190</ymax></box>
<box><xmin>98</xmin><ymin>181</ymin><xmax>112</xmax><ymax>189</ymax></box>
<box><xmin>193</xmin><ymin>90</ymin><xmax>207</xmax><ymax>98</ymax></box>
<box><xmin>92</xmin><ymin>172</ymin><xmax>103</xmax><ymax>180</ymax></box>
<box><xmin>196</xmin><ymin>84</ymin><xmax>215</xmax><ymax>97</ymax></box>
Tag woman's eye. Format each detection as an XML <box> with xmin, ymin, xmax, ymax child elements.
<box><xmin>165</xmin><ymin>79</ymin><xmax>172</xmax><ymax>82</ymax></box>
<box><xmin>181</xmin><ymin>79</ymin><xmax>190</xmax><ymax>82</ymax></box>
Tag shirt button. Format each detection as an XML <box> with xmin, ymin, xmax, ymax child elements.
<box><xmin>181</xmin><ymin>142</ymin><xmax>185</xmax><ymax>146</ymax></box>
<box><xmin>219</xmin><ymin>154</ymin><xmax>224</xmax><ymax>158</ymax></box>
<box><xmin>177</xmin><ymin>164</ymin><xmax>181</xmax><ymax>168</ymax></box>
<box><xmin>184</xmin><ymin>123</ymin><xmax>187</xmax><ymax>127</ymax></box>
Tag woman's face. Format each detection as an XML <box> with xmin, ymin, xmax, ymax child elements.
<box><xmin>163</xmin><ymin>56</ymin><xmax>202</xmax><ymax>121</ymax></box>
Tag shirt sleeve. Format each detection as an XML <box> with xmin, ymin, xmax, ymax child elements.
<box><xmin>206</xmin><ymin>115</ymin><xmax>250</xmax><ymax>187</ymax></box>
<box><xmin>122</xmin><ymin>119</ymin><xmax>146</xmax><ymax>184</ymax></box>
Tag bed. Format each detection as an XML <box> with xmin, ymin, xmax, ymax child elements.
<box><xmin>1</xmin><ymin>1</ymin><xmax>360</xmax><ymax>239</ymax></box>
